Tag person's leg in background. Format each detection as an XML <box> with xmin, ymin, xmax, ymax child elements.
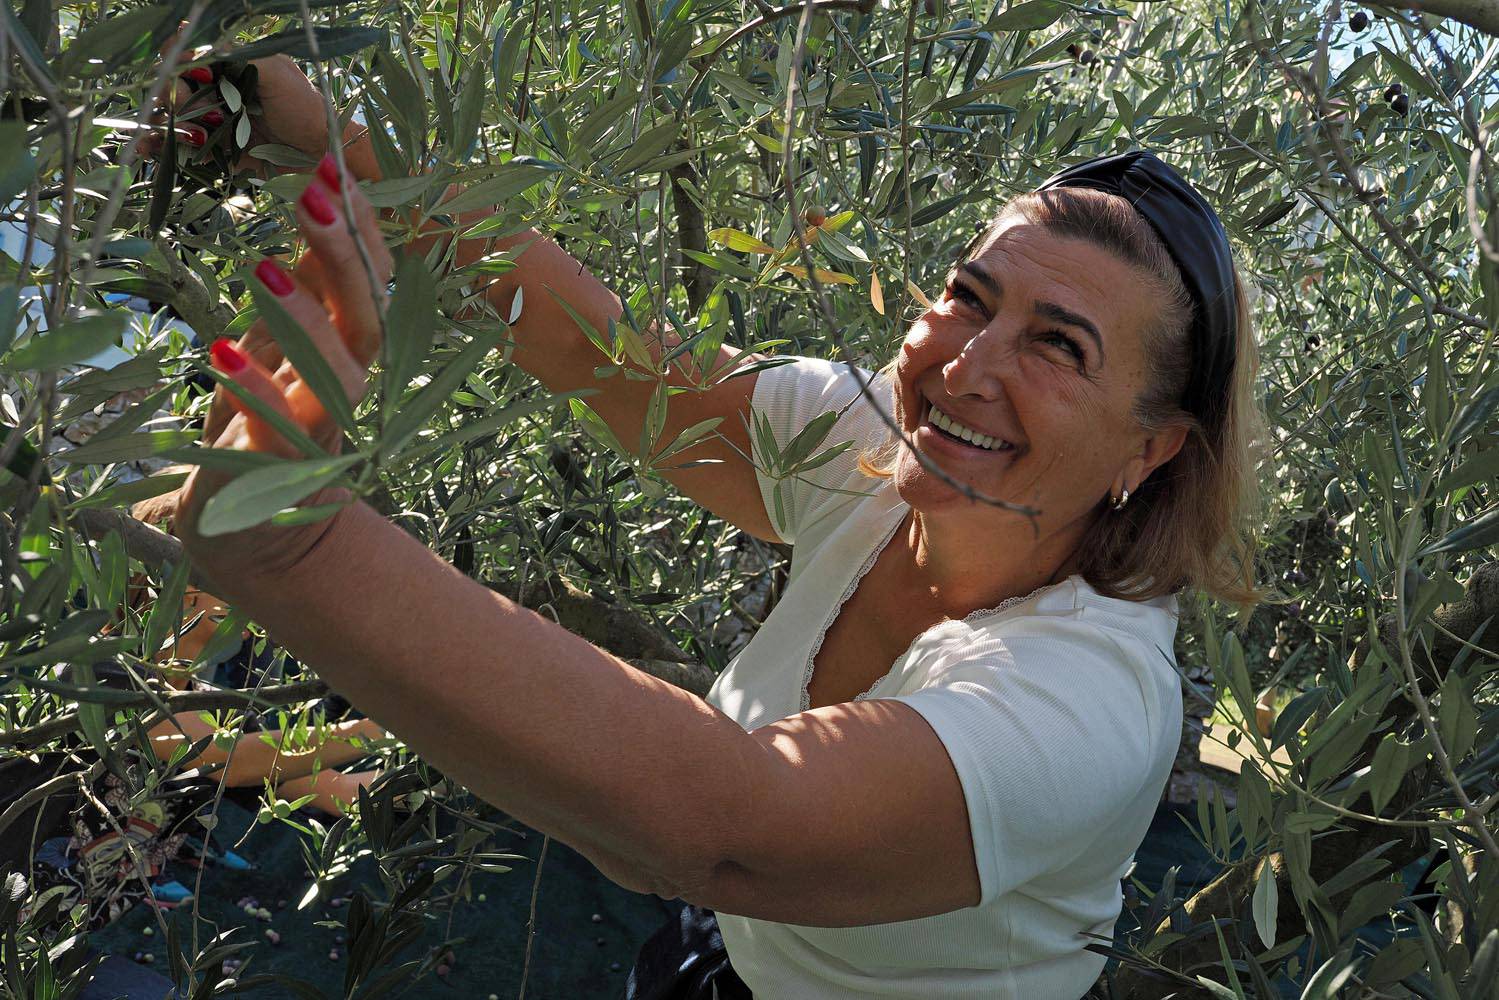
<box><xmin>276</xmin><ymin>767</ymin><xmax>381</xmax><ymax>817</ymax></box>
<box><xmin>146</xmin><ymin>715</ymin><xmax>386</xmax><ymax>786</ymax></box>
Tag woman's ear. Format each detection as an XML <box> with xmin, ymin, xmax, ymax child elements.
<box><xmin>1120</xmin><ymin>422</ymin><xmax>1189</xmax><ymax>495</ymax></box>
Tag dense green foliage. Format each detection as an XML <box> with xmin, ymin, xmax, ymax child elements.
<box><xmin>1</xmin><ymin>0</ymin><xmax>1498</xmax><ymax>996</ymax></box>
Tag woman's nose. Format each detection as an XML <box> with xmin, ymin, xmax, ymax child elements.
<box><xmin>941</xmin><ymin>330</ymin><xmax>1011</xmax><ymax>400</ymax></box>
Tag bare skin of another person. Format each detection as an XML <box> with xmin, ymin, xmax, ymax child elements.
<box><xmin>131</xmin><ymin>483</ymin><xmax>388</xmax><ymax>817</ymax></box>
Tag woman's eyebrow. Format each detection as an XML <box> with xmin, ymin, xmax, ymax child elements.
<box><xmin>959</xmin><ymin>261</ymin><xmax>1105</xmax><ymax>362</ymax></box>
<box><xmin>956</xmin><ymin>261</ymin><xmax>1002</xmax><ymax>297</ymax></box>
<box><xmin>1036</xmin><ymin>302</ymin><xmax>1105</xmax><ymax>361</ymax></box>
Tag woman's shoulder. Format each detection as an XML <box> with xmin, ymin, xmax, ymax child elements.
<box><xmin>901</xmin><ymin>576</ymin><xmax>1181</xmax><ymax>694</ymax></box>
<box><xmin>751</xmin><ymin>355</ymin><xmax>893</xmax><ymax>433</ymax></box>
<box><xmin>749</xmin><ymin>356</ymin><xmax>896</xmax><ymax>545</ymax></box>
<box><xmin>890</xmin><ymin>577</ymin><xmax>1185</xmax><ymax>775</ymax></box>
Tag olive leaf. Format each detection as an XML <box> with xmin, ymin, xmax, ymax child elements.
<box><xmin>247</xmin><ymin>267</ymin><xmax>360</xmax><ymax>439</ymax></box>
<box><xmin>197</xmin><ymin>453</ymin><xmax>362</xmax><ymax>537</ymax></box>
<box><xmin>2</xmin><ymin>312</ymin><xmax>126</xmax><ymax>371</ymax></box>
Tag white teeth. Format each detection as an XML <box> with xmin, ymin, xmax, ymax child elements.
<box><xmin>926</xmin><ymin>402</ymin><xmax>1013</xmax><ymax>452</ymax></box>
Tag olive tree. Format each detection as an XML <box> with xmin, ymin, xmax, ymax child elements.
<box><xmin>0</xmin><ymin>0</ymin><xmax>1496</xmax><ymax>996</ymax></box>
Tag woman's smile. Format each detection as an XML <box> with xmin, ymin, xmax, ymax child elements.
<box><xmin>914</xmin><ymin>394</ymin><xmax>1020</xmax><ymax>462</ymax></box>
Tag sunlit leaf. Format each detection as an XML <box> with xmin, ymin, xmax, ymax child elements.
<box><xmin>197</xmin><ymin>454</ymin><xmax>361</xmax><ymax>537</ymax></box>
<box><xmin>2</xmin><ymin>312</ymin><xmax>126</xmax><ymax>371</ymax></box>
<box><xmin>708</xmin><ymin>228</ymin><xmax>775</xmax><ymax>255</ymax></box>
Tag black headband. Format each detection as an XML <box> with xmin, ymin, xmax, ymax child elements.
<box><xmin>1034</xmin><ymin>150</ymin><xmax>1238</xmax><ymax>432</ymax></box>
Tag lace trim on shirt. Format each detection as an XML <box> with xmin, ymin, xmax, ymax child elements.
<box><xmin>957</xmin><ymin>577</ymin><xmax>1073</xmax><ymax>624</ymax></box>
<box><xmin>799</xmin><ymin>516</ymin><xmax>903</xmax><ymax>712</ymax></box>
<box><xmin>798</xmin><ymin>512</ymin><xmax>1076</xmax><ymax>711</ymax></box>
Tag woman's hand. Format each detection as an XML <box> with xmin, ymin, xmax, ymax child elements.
<box><xmin>176</xmin><ymin>156</ymin><xmax>393</xmax><ymax>583</ymax></box>
<box><xmin>138</xmin><ymin>50</ymin><xmax>373</xmax><ymax>181</ymax></box>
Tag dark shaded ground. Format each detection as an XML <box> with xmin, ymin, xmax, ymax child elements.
<box><xmin>84</xmin><ymin>789</ymin><xmax>676</xmax><ymax>999</ymax></box>
<box><xmin>81</xmin><ymin>796</ymin><xmax>1424</xmax><ymax>999</ymax></box>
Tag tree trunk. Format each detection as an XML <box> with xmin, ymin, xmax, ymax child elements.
<box><xmin>669</xmin><ymin>152</ymin><xmax>709</xmax><ymax>315</ymax></box>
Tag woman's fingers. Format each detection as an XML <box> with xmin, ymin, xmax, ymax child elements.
<box><xmin>293</xmin><ymin>156</ymin><xmax>392</xmax><ymax>366</ymax></box>
<box><xmin>284</xmin><ymin>251</ymin><xmax>380</xmax><ymax>368</ymax></box>
<box><xmin>202</xmin><ymin>307</ymin><xmax>290</xmax><ymax>442</ymax></box>
<box><xmin>248</xmin><ymin>258</ymin><xmax>371</xmax><ymax>429</ymax></box>
<box><xmin>207</xmin><ymin>338</ymin><xmax>300</xmax><ymax>459</ymax></box>
<box><xmin>288</xmin><ymin>249</ymin><xmax>331</xmax><ymax>315</ymax></box>
<box><xmin>207</xmin><ymin>257</ymin><xmax>370</xmax><ymax>459</ymax></box>
<box><xmin>134</xmin><ymin>122</ymin><xmax>210</xmax><ymax>158</ymax></box>
<box><xmin>139</xmin><ymin>26</ymin><xmax>254</xmax><ymax>161</ymax></box>
<box><xmin>134</xmin><ymin>55</ymin><xmax>226</xmax><ymax>159</ymax></box>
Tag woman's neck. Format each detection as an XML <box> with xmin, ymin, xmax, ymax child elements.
<box><xmin>897</xmin><ymin>508</ymin><xmax>1088</xmax><ymax>618</ymax></box>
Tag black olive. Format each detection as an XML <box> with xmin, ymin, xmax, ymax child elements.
<box><xmin>1079</xmin><ymin>49</ymin><xmax>1097</xmax><ymax>66</ymax></box>
<box><xmin>1349</xmin><ymin>10</ymin><xmax>1369</xmax><ymax>31</ymax></box>
<box><xmin>1391</xmin><ymin>93</ymin><xmax>1410</xmax><ymax>116</ymax></box>
<box><xmin>1383</xmin><ymin>82</ymin><xmax>1403</xmax><ymax>102</ymax></box>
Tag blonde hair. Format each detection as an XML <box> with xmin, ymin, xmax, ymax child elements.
<box><xmin>859</xmin><ymin>187</ymin><xmax>1267</xmax><ymax>611</ymax></box>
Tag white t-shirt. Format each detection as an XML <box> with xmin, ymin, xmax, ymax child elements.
<box><xmin>704</xmin><ymin>357</ymin><xmax>1184</xmax><ymax>1000</ymax></box>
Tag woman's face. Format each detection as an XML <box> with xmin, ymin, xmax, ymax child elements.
<box><xmin>891</xmin><ymin>217</ymin><xmax>1187</xmax><ymax>549</ymax></box>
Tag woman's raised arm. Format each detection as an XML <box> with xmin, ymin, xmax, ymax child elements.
<box><xmin>188</xmin><ymin>57</ymin><xmax>782</xmax><ymax>542</ymax></box>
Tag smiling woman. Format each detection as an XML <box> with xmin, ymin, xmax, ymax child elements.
<box><xmin>160</xmin><ymin>60</ymin><xmax>1268</xmax><ymax>1000</ymax></box>
<box><xmin>859</xmin><ymin>175</ymin><xmax>1267</xmax><ymax>609</ymax></box>
<box><xmin>676</xmin><ymin>154</ymin><xmax>1269</xmax><ymax>999</ymax></box>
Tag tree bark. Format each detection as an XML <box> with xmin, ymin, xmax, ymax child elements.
<box><xmin>1378</xmin><ymin>0</ymin><xmax>1499</xmax><ymax>37</ymax></box>
<box><xmin>145</xmin><ymin>241</ymin><xmax>237</xmax><ymax>342</ymax></box>
<box><xmin>669</xmin><ymin>153</ymin><xmax>709</xmax><ymax>315</ymax></box>
<box><xmin>487</xmin><ymin>573</ymin><xmax>694</xmax><ymax>665</ymax></box>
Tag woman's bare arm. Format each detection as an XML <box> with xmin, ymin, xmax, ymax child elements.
<box><xmin>345</xmin><ymin>127</ymin><xmax>780</xmax><ymax>542</ymax></box>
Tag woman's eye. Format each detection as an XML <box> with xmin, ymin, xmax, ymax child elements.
<box><xmin>947</xmin><ymin>282</ymin><xmax>985</xmax><ymax>313</ymax></box>
<box><xmin>1046</xmin><ymin>331</ymin><xmax>1085</xmax><ymax>363</ymax></box>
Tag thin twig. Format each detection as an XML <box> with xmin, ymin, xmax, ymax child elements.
<box><xmin>0</xmin><ymin>680</ymin><xmax>329</xmax><ymax>750</ymax></box>
<box><xmin>297</xmin><ymin>0</ymin><xmax>388</xmax><ymax>362</ymax></box>
<box><xmin>74</xmin><ymin>764</ymin><xmax>178</xmax><ymax>951</ymax></box>
<box><xmin>676</xmin><ymin>0</ymin><xmax>878</xmax><ymax>122</ymax></box>
<box><xmin>773</xmin><ymin>0</ymin><xmax>1039</xmax><ymax>522</ymax></box>
<box><xmin>0</xmin><ymin>760</ymin><xmax>103</xmax><ymax>841</ymax></box>
<box><xmin>515</xmin><ymin>832</ymin><xmax>550</xmax><ymax>1000</ymax></box>
<box><xmin>76</xmin><ymin>0</ymin><xmax>209</xmax><ymax>291</ymax></box>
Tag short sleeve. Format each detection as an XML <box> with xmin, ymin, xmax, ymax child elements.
<box><xmin>889</xmin><ymin>622</ymin><xmax>1168</xmax><ymax>908</ymax></box>
<box><xmin>749</xmin><ymin>357</ymin><xmax>895</xmax><ymax>544</ymax></box>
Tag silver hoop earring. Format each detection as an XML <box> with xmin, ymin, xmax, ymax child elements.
<box><xmin>1111</xmin><ymin>488</ymin><xmax>1131</xmax><ymax>511</ymax></box>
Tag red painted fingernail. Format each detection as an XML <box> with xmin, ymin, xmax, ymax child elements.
<box><xmin>300</xmin><ymin>182</ymin><xmax>337</xmax><ymax>226</ymax></box>
<box><xmin>315</xmin><ymin>154</ymin><xmax>343</xmax><ymax>193</ymax></box>
<box><xmin>182</xmin><ymin>126</ymin><xmax>207</xmax><ymax>147</ymax></box>
<box><xmin>202</xmin><ymin>109</ymin><xmax>224</xmax><ymax>127</ymax></box>
<box><xmin>210</xmin><ymin>338</ymin><xmax>247</xmax><ymax>373</ymax></box>
<box><xmin>255</xmin><ymin>259</ymin><xmax>296</xmax><ymax>297</ymax></box>
<box><xmin>183</xmin><ymin>66</ymin><xmax>214</xmax><ymax>85</ymax></box>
